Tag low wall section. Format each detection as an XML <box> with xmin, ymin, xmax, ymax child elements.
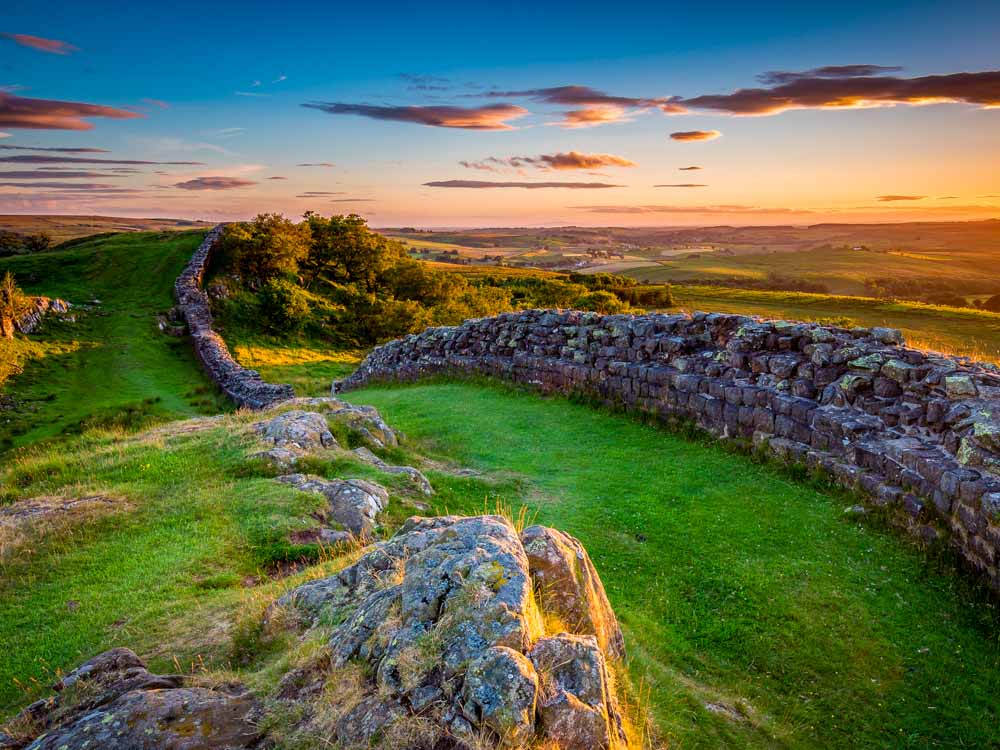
<box><xmin>339</xmin><ymin>309</ymin><xmax>1000</xmax><ymax>588</ymax></box>
<box><xmin>174</xmin><ymin>226</ymin><xmax>294</xmax><ymax>409</ymax></box>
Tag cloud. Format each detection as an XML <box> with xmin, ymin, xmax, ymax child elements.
<box><xmin>296</xmin><ymin>191</ymin><xmax>345</xmax><ymax>197</ymax></box>
<box><xmin>876</xmin><ymin>194</ymin><xmax>926</xmax><ymax>201</ymax></box>
<box><xmin>267</xmin><ymin>175</ymin><xmax>287</xmax><ymax>180</ymax></box>
<box><xmin>461</xmin><ymin>151</ymin><xmax>636</xmax><ymax>172</ymax></box>
<box><xmin>296</xmin><ymin>162</ymin><xmax>335</xmax><ymax>167</ymax></box>
<box><xmin>0</xmin><ymin>144</ymin><xmax>110</xmax><ymax>153</ymax></box>
<box><xmin>0</xmin><ymin>91</ymin><xmax>142</xmax><ymax>130</ymax></box>
<box><xmin>424</xmin><ymin>180</ymin><xmax>623</xmax><ymax>189</ymax></box>
<box><xmin>0</xmin><ymin>154</ymin><xmax>204</xmax><ymax>164</ymax></box>
<box><xmin>554</xmin><ymin>106</ymin><xmax>634</xmax><ymax>128</ymax></box>
<box><xmin>678</xmin><ymin>165</ymin><xmax>702</xmax><ymax>170</ymax></box>
<box><xmin>573</xmin><ymin>204</ymin><xmax>812</xmax><ymax>214</ymax></box>
<box><xmin>654</xmin><ymin>183</ymin><xmax>707</xmax><ymax>188</ymax></box>
<box><xmin>400</xmin><ymin>73</ymin><xmax>452</xmax><ymax>92</ymax></box>
<box><xmin>235</xmin><ymin>91</ymin><xmax>269</xmax><ymax>97</ymax></box>
<box><xmin>273</xmin><ymin>75</ymin><xmax>287</xmax><ymax>83</ymax></box>
<box><xmin>0</xmin><ymin>132</ymin><xmax>8</xmax><ymax>138</ymax></box>
<box><xmin>302</xmin><ymin>102</ymin><xmax>529</xmax><ymax>130</ymax></box>
<box><xmin>937</xmin><ymin>196</ymin><xmax>959</xmax><ymax>199</ymax></box>
<box><xmin>677</xmin><ymin>69</ymin><xmax>1000</xmax><ymax>115</ymax></box>
<box><xmin>477</xmin><ymin>85</ymin><xmax>683</xmax><ymax>128</ymax></box>
<box><xmin>757</xmin><ymin>64</ymin><xmax>903</xmax><ymax>85</ymax></box>
<box><xmin>1</xmin><ymin>33</ymin><xmax>78</xmax><ymax>55</ymax></box>
<box><xmin>141</xmin><ymin>98</ymin><xmax>170</xmax><ymax>109</ymax></box>
<box><xmin>670</xmin><ymin>130</ymin><xmax>722</xmax><ymax>141</ymax></box>
<box><xmin>0</xmin><ymin>181</ymin><xmax>116</xmax><ymax>189</ymax></box>
<box><xmin>330</xmin><ymin>198</ymin><xmax>376</xmax><ymax>202</ymax></box>
<box><xmin>0</xmin><ymin>170</ymin><xmax>123</xmax><ymax>178</ymax></box>
<box><xmin>209</xmin><ymin>127</ymin><xmax>245</xmax><ymax>138</ymax></box>
<box><xmin>174</xmin><ymin>176</ymin><xmax>257</xmax><ymax>190</ymax></box>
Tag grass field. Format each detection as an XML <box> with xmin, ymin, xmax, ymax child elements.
<box><xmin>0</xmin><ymin>231</ymin><xmax>226</xmax><ymax>451</ymax></box>
<box><xmin>0</xmin><ymin>215</ymin><xmax>213</xmax><ymax>244</ymax></box>
<box><xmin>3</xmin><ymin>384</ymin><xmax>1000</xmax><ymax>749</ymax></box>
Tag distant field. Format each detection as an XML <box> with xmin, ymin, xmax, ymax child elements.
<box><xmin>0</xmin><ymin>215</ymin><xmax>214</xmax><ymax>243</ymax></box>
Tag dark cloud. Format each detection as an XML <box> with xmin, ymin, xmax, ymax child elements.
<box><xmin>475</xmin><ymin>85</ymin><xmax>684</xmax><ymax>128</ymax></box>
<box><xmin>0</xmin><ymin>154</ymin><xmax>203</xmax><ymax>165</ymax></box>
<box><xmin>0</xmin><ymin>170</ymin><xmax>123</xmax><ymax>178</ymax></box>
<box><xmin>302</xmin><ymin>102</ymin><xmax>529</xmax><ymax>130</ymax></box>
<box><xmin>0</xmin><ymin>181</ymin><xmax>116</xmax><ymax>189</ymax></box>
<box><xmin>876</xmin><ymin>194</ymin><xmax>926</xmax><ymax>201</ymax></box>
<box><xmin>757</xmin><ymin>64</ymin><xmax>903</xmax><ymax>85</ymax></box>
<box><xmin>424</xmin><ymin>180</ymin><xmax>623</xmax><ymax>189</ymax></box>
<box><xmin>461</xmin><ymin>151</ymin><xmax>636</xmax><ymax>172</ymax></box>
<box><xmin>0</xmin><ymin>91</ymin><xmax>141</xmax><ymax>130</ymax></box>
<box><xmin>670</xmin><ymin>130</ymin><xmax>721</xmax><ymax>141</ymax></box>
<box><xmin>1</xmin><ymin>33</ymin><xmax>77</xmax><ymax>55</ymax></box>
<box><xmin>330</xmin><ymin>198</ymin><xmax>376</xmax><ymax>202</ymax></box>
<box><xmin>400</xmin><ymin>73</ymin><xmax>451</xmax><ymax>92</ymax></box>
<box><xmin>296</xmin><ymin>191</ymin><xmax>344</xmax><ymax>197</ymax></box>
<box><xmin>174</xmin><ymin>176</ymin><xmax>257</xmax><ymax>190</ymax></box>
<box><xmin>0</xmin><ymin>144</ymin><xmax>110</xmax><ymax>153</ymax></box>
<box><xmin>267</xmin><ymin>175</ymin><xmax>287</xmax><ymax>180</ymax></box>
<box><xmin>296</xmin><ymin>162</ymin><xmax>335</xmax><ymax>167</ymax></box>
<box><xmin>654</xmin><ymin>183</ymin><xmax>707</xmax><ymax>188</ymax></box>
<box><xmin>678</xmin><ymin>165</ymin><xmax>702</xmax><ymax>170</ymax></box>
<box><xmin>572</xmin><ymin>204</ymin><xmax>812</xmax><ymax>214</ymax></box>
<box><xmin>677</xmin><ymin>69</ymin><xmax>1000</xmax><ymax>115</ymax></box>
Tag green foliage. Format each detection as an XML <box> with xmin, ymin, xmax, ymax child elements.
<box><xmin>218</xmin><ymin>214</ymin><xmax>311</xmax><ymax>287</ymax></box>
<box><xmin>258</xmin><ymin>279</ymin><xmax>312</xmax><ymax>333</ymax></box>
<box><xmin>22</xmin><ymin>233</ymin><xmax>51</xmax><ymax>253</ymax></box>
<box><xmin>573</xmin><ymin>289</ymin><xmax>630</xmax><ymax>314</ymax></box>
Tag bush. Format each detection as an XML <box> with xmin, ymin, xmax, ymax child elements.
<box><xmin>258</xmin><ymin>279</ymin><xmax>312</xmax><ymax>333</ymax></box>
<box><xmin>572</xmin><ymin>290</ymin><xmax>630</xmax><ymax>314</ymax></box>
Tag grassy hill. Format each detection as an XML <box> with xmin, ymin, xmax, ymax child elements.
<box><xmin>0</xmin><ymin>230</ymin><xmax>226</xmax><ymax>451</ymax></box>
<box><xmin>0</xmin><ymin>215</ymin><xmax>214</xmax><ymax>244</ymax></box>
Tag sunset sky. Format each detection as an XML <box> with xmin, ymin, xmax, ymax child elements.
<box><xmin>1</xmin><ymin>0</ymin><xmax>998</xmax><ymax>227</ymax></box>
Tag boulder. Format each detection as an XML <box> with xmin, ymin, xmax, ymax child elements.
<box><xmin>520</xmin><ymin>525</ymin><xmax>625</xmax><ymax>657</ymax></box>
<box><xmin>277</xmin><ymin>515</ymin><xmax>629</xmax><ymax>749</ymax></box>
<box><xmin>530</xmin><ymin>634</ymin><xmax>628</xmax><ymax>750</ymax></box>
<box><xmin>276</xmin><ymin>474</ymin><xmax>389</xmax><ymax>538</ymax></box>
<box><xmin>254</xmin><ymin>410</ymin><xmax>336</xmax><ymax>451</ymax></box>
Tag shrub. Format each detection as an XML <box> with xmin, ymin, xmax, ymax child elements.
<box><xmin>258</xmin><ymin>279</ymin><xmax>312</xmax><ymax>333</ymax></box>
<box><xmin>573</xmin><ymin>289</ymin><xmax>630</xmax><ymax>314</ymax></box>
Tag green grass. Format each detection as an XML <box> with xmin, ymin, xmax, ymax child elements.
<box><xmin>0</xmin><ymin>231</ymin><xmax>228</xmax><ymax>451</ymax></box>
<box><xmin>344</xmin><ymin>382</ymin><xmax>1000</xmax><ymax>749</ymax></box>
<box><xmin>669</xmin><ymin>284</ymin><xmax>1000</xmax><ymax>362</ymax></box>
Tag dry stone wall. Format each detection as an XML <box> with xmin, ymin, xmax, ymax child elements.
<box><xmin>339</xmin><ymin>309</ymin><xmax>1000</xmax><ymax>588</ymax></box>
<box><xmin>174</xmin><ymin>225</ymin><xmax>294</xmax><ymax>409</ymax></box>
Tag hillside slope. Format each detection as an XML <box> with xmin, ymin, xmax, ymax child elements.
<box><xmin>0</xmin><ymin>231</ymin><xmax>225</xmax><ymax>451</ymax></box>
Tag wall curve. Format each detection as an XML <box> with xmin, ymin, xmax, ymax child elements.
<box><xmin>339</xmin><ymin>309</ymin><xmax>1000</xmax><ymax>588</ymax></box>
<box><xmin>174</xmin><ymin>226</ymin><xmax>294</xmax><ymax>409</ymax></box>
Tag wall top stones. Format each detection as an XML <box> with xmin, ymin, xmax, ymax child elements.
<box><xmin>339</xmin><ymin>308</ymin><xmax>1000</xmax><ymax>589</ymax></box>
<box><xmin>174</xmin><ymin>226</ymin><xmax>294</xmax><ymax>410</ymax></box>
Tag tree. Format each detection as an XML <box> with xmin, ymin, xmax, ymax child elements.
<box><xmin>0</xmin><ymin>231</ymin><xmax>23</xmax><ymax>257</ymax></box>
<box><xmin>0</xmin><ymin>271</ymin><xmax>26</xmax><ymax>339</ymax></box>
<box><xmin>301</xmin><ymin>213</ymin><xmax>408</xmax><ymax>292</ymax></box>
<box><xmin>573</xmin><ymin>290</ymin><xmax>630</xmax><ymax>314</ymax></box>
<box><xmin>218</xmin><ymin>213</ymin><xmax>311</xmax><ymax>287</ymax></box>
<box><xmin>23</xmin><ymin>233</ymin><xmax>52</xmax><ymax>252</ymax></box>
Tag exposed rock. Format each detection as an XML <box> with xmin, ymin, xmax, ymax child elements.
<box><xmin>276</xmin><ymin>473</ymin><xmax>389</xmax><ymax>538</ymax></box>
<box><xmin>255</xmin><ymin>410</ymin><xmax>337</xmax><ymax>451</ymax></box>
<box><xmin>521</xmin><ymin>524</ymin><xmax>625</xmax><ymax>657</ymax></box>
<box><xmin>13</xmin><ymin>297</ymin><xmax>72</xmax><ymax>335</ymax></box>
<box><xmin>8</xmin><ymin>648</ymin><xmax>260</xmax><ymax>750</ymax></box>
<box><xmin>276</xmin><ymin>515</ymin><xmax>628</xmax><ymax>749</ymax></box>
<box><xmin>294</xmin><ymin>396</ymin><xmax>400</xmax><ymax>448</ymax></box>
<box><xmin>530</xmin><ymin>634</ymin><xmax>628</xmax><ymax>750</ymax></box>
<box><xmin>352</xmin><ymin>446</ymin><xmax>434</xmax><ymax>495</ymax></box>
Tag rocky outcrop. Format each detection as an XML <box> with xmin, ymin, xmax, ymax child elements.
<box><xmin>5</xmin><ymin>648</ymin><xmax>261</xmax><ymax>750</ymax></box>
<box><xmin>338</xmin><ymin>309</ymin><xmax>1000</xmax><ymax>590</ymax></box>
<box><xmin>274</xmin><ymin>514</ymin><xmax>629</xmax><ymax>749</ymax></box>
<box><xmin>174</xmin><ymin>225</ymin><xmax>294</xmax><ymax>409</ymax></box>
<box><xmin>277</xmin><ymin>474</ymin><xmax>389</xmax><ymax>539</ymax></box>
<box><xmin>12</xmin><ymin>297</ymin><xmax>71</xmax><ymax>335</ymax></box>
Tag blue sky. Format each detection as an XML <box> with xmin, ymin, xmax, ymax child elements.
<box><xmin>1</xmin><ymin>0</ymin><xmax>998</xmax><ymax>225</ymax></box>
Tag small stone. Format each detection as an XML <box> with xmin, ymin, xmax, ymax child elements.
<box><xmin>945</xmin><ymin>375</ymin><xmax>977</xmax><ymax>399</ymax></box>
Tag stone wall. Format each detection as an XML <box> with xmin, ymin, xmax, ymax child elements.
<box><xmin>339</xmin><ymin>309</ymin><xmax>1000</xmax><ymax>588</ymax></box>
<box><xmin>174</xmin><ymin>226</ymin><xmax>294</xmax><ymax>409</ymax></box>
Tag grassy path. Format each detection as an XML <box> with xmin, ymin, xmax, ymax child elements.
<box><xmin>347</xmin><ymin>382</ymin><xmax>1000</xmax><ymax>749</ymax></box>
<box><xmin>0</xmin><ymin>231</ymin><xmax>225</xmax><ymax>451</ymax></box>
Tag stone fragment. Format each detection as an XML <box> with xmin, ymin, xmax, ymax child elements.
<box><xmin>462</xmin><ymin>646</ymin><xmax>539</xmax><ymax>746</ymax></box>
<box><xmin>255</xmin><ymin>410</ymin><xmax>336</xmax><ymax>450</ymax></box>
<box><xmin>276</xmin><ymin>474</ymin><xmax>389</xmax><ymax>537</ymax></box>
<box><xmin>945</xmin><ymin>375</ymin><xmax>978</xmax><ymax>399</ymax></box>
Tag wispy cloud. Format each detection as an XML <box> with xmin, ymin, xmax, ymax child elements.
<box><xmin>331</xmin><ymin>198</ymin><xmax>376</xmax><ymax>202</ymax></box>
<box><xmin>573</xmin><ymin>204</ymin><xmax>812</xmax><ymax>214</ymax></box>
<box><xmin>678</xmin><ymin>165</ymin><xmax>702</xmax><ymax>170</ymax></box>
<box><xmin>460</xmin><ymin>151</ymin><xmax>636</xmax><ymax>172</ymax></box>
<box><xmin>235</xmin><ymin>91</ymin><xmax>269</xmax><ymax>98</ymax></box>
<box><xmin>267</xmin><ymin>175</ymin><xmax>287</xmax><ymax>180</ymax></box>
<box><xmin>0</xmin><ymin>170</ymin><xmax>124</xmax><ymax>178</ymax></box>
<box><xmin>207</xmin><ymin>127</ymin><xmax>245</xmax><ymax>138</ymax></box>
<box><xmin>876</xmin><ymin>194</ymin><xmax>926</xmax><ymax>201</ymax></box>
<box><xmin>0</xmin><ymin>154</ymin><xmax>204</xmax><ymax>165</ymax></box>
<box><xmin>174</xmin><ymin>176</ymin><xmax>257</xmax><ymax>190</ymax></box>
<box><xmin>302</xmin><ymin>102</ymin><xmax>529</xmax><ymax>130</ymax></box>
<box><xmin>757</xmin><ymin>64</ymin><xmax>903</xmax><ymax>85</ymax></box>
<box><xmin>670</xmin><ymin>130</ymin><xmax>722</xmax><ymax>142</ymax></box>
<box><xmin>400</xmin><ymin>73</ymin><xmax>452</xmax><ymax>92</ymax></box>
<box><xmin>0</xmin><ymin>144</ymin><xmax>109</xmax><ymax>152</ymax></box>
<box><xmin>654</xmin><ymin>183</ymin><xmax>707</xmax><ymax>188</ymax></box>
<box><xmin>296</xmin><ymin>191</ymin><xmax>345</xmax><ymax>196</ymax></box>
<box><xmin>1</xmin><ymin>33</ymin><xmax>78</xmax><ymax>55</ymax></box>
<box><xmin>424</xmin><ymin>180</ymin><xmax>623</xmax><ymax>189</ymax></box>
<box><xmin>141</xmin><ymin>98</ymin><xmax>170</xmax><ymax>109</ymax></box>
<box><xmin>0</xmin><ymin>181</ymin><xmax>116</xmax><ymax>189</ymax></box>
<box><xmin>296</xmin><ymin>162</ymin><xmax>335</xmax><ymax>167</ymax></box>
<box><xmin>273</xmin><ymin>75</ymin><xmax>287</xmax><ymax>83</ymax></box>
<box><xmin>476</xmin><ymin>84</ymin><xmax>682</xmax><ymax>128</ymax></box>
<box><xmin>676</xmin><ymin>68</ymin><xmax>1000</xmax><ymax>115</ymax></box>
<box><xmin>0</xmin><ymin>91</ymin><xmax>142</xmax><ymax>130</ymax></box>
